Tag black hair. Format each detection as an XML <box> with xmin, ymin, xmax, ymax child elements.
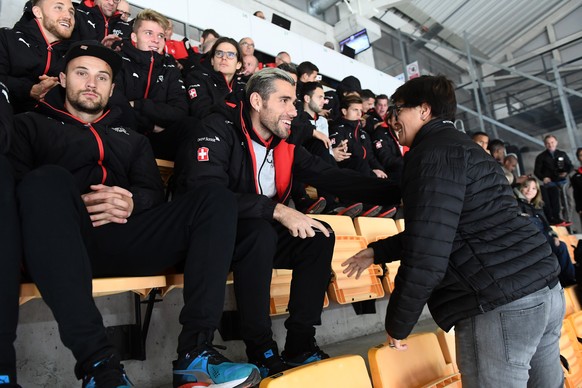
<box><xmin>297</xmin><ymin>61</ymin><xmax>319</xmax><ymax>78</ymax></box>
<box><xmin>209</xmin><ymin>37</ymin><xmax>242</xmax><ymax>64</ymax></box>
<box><xmin>390</xmin><ymin>75</ymin><xmax>456</xmax><ymax>121</ymax></box>
<box><xmin>301</xmin><ymin>82</ymin><xmax>323</xmax><ymax>99</ymax></box>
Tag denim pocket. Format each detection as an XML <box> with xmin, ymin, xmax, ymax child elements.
<box><xmin>500</xmin><ymin>301</ymin><xmax>546</xmax><ymax>367</ymax></box>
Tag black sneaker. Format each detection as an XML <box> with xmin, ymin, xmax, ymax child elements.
<box><xmin>329</xmin><ymin>202</ymin><xmax>363</xmax><ymax>218</ymax></box>
<box><xmin>82</xmin><ymin>355</ymin><xmax>132</xmax><ymax>388</ymax></box>
<box><xmin>173</xmin><ymin>344</ymin><xmax>260</xmax><ymax>388</ymax></box>
<box><xmin>304</xmin><ymin>197</ymin><xmax>327</xmax><ymax>215</ymax></box>
<box><xmin>361</xmin><ymin>205</ymin><xmax>382</xmax><ymax>217</ymax></box>
<box><xmin>281</xmin><ymin>341</ymin><xmax>330</xmax><ymax>367</ymax></box>
<box><xmin>376</xmin><ymin>206</ymin><xmax>397</xmax><ymax>218</ymax></box>
<box><xmin>0</xmin><ymin>374</ymin><xmax>20</xmax><ymax>387</ymax></box>
<box><xmin>248</xmin><ymin>344</ymin><xmax>289</xmax><ymax>378</ymax></box>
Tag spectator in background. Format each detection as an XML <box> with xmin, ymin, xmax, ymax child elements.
<box><xmin>295</xmin><ymin>61</ymin><xmax>319</xmax><ymax>115</ymax></box>
<box><xmin>343</xmin><ymin>75</ymin><xmax>563</xmax><ymax>388</ymax></box>
<box><xmin>488</xmin><ymin>138</ymin><xmax>506</xmax><ymax>164</ymax></box>
<box><xmin>570</xmin><ymin>147</ymin><xmax>582</xmax><ymax>225</ymax></box>
<box><xmin>0</xmin><ymin>0</ymin><xmax>75</xmax><ymax>113</ymax></box>
<box><xmin>76</xmin><ymin>0</ymin><xmax>126</xmax><ymax>47</ymax></box>
<box><xmin>515</xmin><ymin>178</ymin><xmax>576</xmax><ymax>286</ymax></box>
<box><xmin>360</xmin><ymin>89</ymin><xmax>376</xmax><ymax>119</ymax></box>
<box><xmin>471</xmin><ymin>131</ymin><xmax>489</xmax><ymax>151</ymax></box>
<box><xmin>112</xmin><ymin>9</ymin><xmax>188</xmax><ymax>160</ymax></box>
<box><xmin>186</xmin><ymin>37</ymin><xmax>245</xmax><ymax>119</ymax></box>
<box><xmin>371</xmin><ymin>98</ymin><xmax>407</xmax><ymax>183</ymax></box>
<box><xmin>199</xmin><ymin>28</ymin><xmax>219</xmax><ymax>52</ymax></box>
<box><xmin>275</xmin><ymin>51</ymin><xmax>291</xmax><ymax>66</ymax></box>
<box><xmin>324</xmin><ymin>75</ymin><xmax>362</xmax><ymax>122</ymax></box>
<box><xmin>502</xmin><ymin>153</ymin><xmax>528</xmax><ymax>186</ymax></box>
<box><xmin>534</xmin><ymin>134</ymin><xmax>573</xmax><ymax>225</ymax></box>
<box><xmin>323</xmin><ymin>41</ymin><xmax>335</xmax><ymax>50</ymax></box>
<box><xmin>116</xmin><ymin>0</ymin><xmax>131</xmax><ymax>22</ymax></box>
<box><xmin>363</xmin><ymin>92</ymin><xmax>388</xmax><ymax>133</ymax></box>
<box><xmin>8</xmin><ymin>40</ymin><xmax>260</xmax><ymax>388</ymax></box>
<box><xmin>0</xmin><ymin>82</ymin><xmax>22</xmax><ymax>387</ymax></box>
<box><xmin>239</xmin><ymin>37</ymin><xmax>255</xmax><ymax>57</ymax></box>
<box><xmin>253</xmin><ymin>10</ymin><xmax>266</xmax><ymax>20</ymax></box>
<box><xmin>241</xmin><ymin>55</ymin><xmax>260</xmax><ymax>78</ymax></box>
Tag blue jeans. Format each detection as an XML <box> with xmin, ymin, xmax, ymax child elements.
<box><xmin>455</xmin><ymin>283</ymin><xmax>565</xmax><ymax>388</ymax></box>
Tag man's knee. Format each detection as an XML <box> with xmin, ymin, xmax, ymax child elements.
<box><xmin>184</xmin><ymin>182</ymin><xmax>237</xmax><ymax>217</ymax></box>
<box><xmin>17</xmin><ymin>165</ymin><xmax>76</xmax><ymax>199</ymax></box>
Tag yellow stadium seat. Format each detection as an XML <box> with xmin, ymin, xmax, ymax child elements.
<box><xmin>269</xmin><ymin>269</ymin><xmax>329</xmax><ymax>315</ymax></box>
<box><xmin>259</xmin><ymin>354</ymin><xmax>372</xmax><ymax>388</ymax></box>
<box><xmin>561</xmin><ymin>319</ymin><xmax>582</xmax><ymax>388</ymax></box>
<box><xmin>436</xmin><ymin>328</ymin><xmax>458</xmax><ymax>373</ymax></box>
<box><xmin>19</xmin><ymin>276</ymin><xmax>167</xmax><ymax>305</ymax></box>
<box><xmin>567</xmin><ymin>311</ymin><xmax>582</xmax><ymax>354</ymax></box>
<box><xmin>565</xmin><ymin>286</ymin><xmax>581</xmax><ymax>317</ymax></box>
<box><xmin>368</xmin><ymin>332</ymin><xmax>461</xmax><ymax>388</ymax></box>
<box><xmin>353</xmin><ymin>217</ymin><xmax>399</xmax><ymax>244</ymax></box>
<box><xmin>395</xmin><ymin>218</ymin><xmax>405</xmax><ymax>232</ymax></box>
<box><xmin>155</xmin><ymin>158</ymin><xmax>174</xmax><ymax>187</ymax></box>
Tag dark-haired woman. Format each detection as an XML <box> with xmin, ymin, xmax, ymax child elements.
<box><xmin>185</xmin><ymin>37</ymin><xmax>246</xmax><ymax>119</ymax></box>
<box><xmin>343</xmin><ymin>75</ymin><xmax>564</xmax><ymax>387</ymax></box>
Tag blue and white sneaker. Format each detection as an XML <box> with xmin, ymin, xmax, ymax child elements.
<box><xmin>173</xmin><ymin>345</ymin><xmax>261</xmax><ymax>388</ymax></box>
<box><xmin>0</xmin><ymin>374</ymin><xmax>21</xmax><ymax>387</ymax></box>
<box><xmin>282</xmin><ymin>342</ymin><xmax>329</xmax><ymax>367</ymax></box>
<box><xmin>82</xmin><ymin>355</ymin><xmax>132</xmax><ymax>388</ymax></box>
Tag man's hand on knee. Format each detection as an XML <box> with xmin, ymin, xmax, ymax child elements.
<box><xmin>273</xmin><ymin>203</ymin><xmax>330</xmax><ymax>239</ymax></box>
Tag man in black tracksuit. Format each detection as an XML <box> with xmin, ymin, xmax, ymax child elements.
<box><xmin>0</xmin><ymin>82</ymin><xmax>23</xmax><ymax>387</ymax></box>
<box><xmin>5</xmin><ymin>41</ymin><xmax>260</xmax><ymax>387</ymax></box>
<box><xmin>0</xmin><ymin>0</ymin><xmax>75</xmax><ymax>113</ymax></box>
<box><xmin>111</xmin><ymin>9</ymin><xmax>188</xmax><ymax>160</ymax></box>
<box><xmin>176</xmin><ymin>68</ymin><xmax>401</xmax><ymax>377</ymax></box>
<box><xmin>75</xmin><ymin>0</ymin><xmax>128</xmax><ymax>47</ymax></box>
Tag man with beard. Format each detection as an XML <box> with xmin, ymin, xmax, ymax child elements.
<box><xmin>0</xmin><ymin>0</ymin><xmax>75</xmax><ymax>113</ymax></box>
<box><xmin>7</xmin><ymin>41</ymin><xmax>260</xmax><ymax>388</ymax></box>
<box><xmin>176</xmin><ymin>68</ymin><xmax>401</xmax><ymax>378</ymax></box>
<box><xmin>76</xmin><ymin>0</ymin><xmax>128</xmax><ymax>47</ymax></box>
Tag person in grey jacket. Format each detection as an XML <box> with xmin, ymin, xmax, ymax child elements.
<box><xmin>343</xmin><ymin>75</ymin><xmax>563</xmax><ymax>388</ymax></box>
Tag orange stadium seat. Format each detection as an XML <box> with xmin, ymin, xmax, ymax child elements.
<box><xmin>368</xmin><ymin>332</ymin><xmax>461</xmax><ymax>388</ymax></box>
<box><xmin>259</xmin><ymin>355</ymin><xmax>372</xmax><ymax>388</ymax></box>
<box><xmin>561</xmin><ymin>319</ymin><xmax>582</xmax><ymax>388</ymax></box>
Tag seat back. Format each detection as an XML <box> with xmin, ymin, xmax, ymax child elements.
<box><xmin>368</xmin><ymin>332</ymin><xmax>461</xmax><ymax>388</ymax></box>
<box><xmin>436</xmin><ymin>328</ymin><xmax>458</xmax><ymax>373</ymax></box>
<box><xmin>353</xmin><ymin>217</ymin><xmax>399</xmax><ymax>244</ymax></box>
<box><xmin>561</xmin><ymin>319</ymin><xmax>582</xmax><ymax>388</ymax></box>
<box><xmin>565</xmin><ymin>286</ymin><xmax>581</xmax><ymax>317</ymax></box>
<box><xmin>259</xmin><ymin>354</ymin><xmax>372</xmax><ymax>388</ymax></box>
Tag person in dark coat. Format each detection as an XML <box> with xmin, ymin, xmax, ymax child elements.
<box><xmin>343</xmin><ymin>75</ymin><xmax>563</xmax><ymax>387</ymax></box>
<box><xmin>570</xmin><ymin>147</ymin><xmax>582</xmax><ymax>225</ymax></box>
<box><xmin>0</xmin><ymin>0</ymin><xmax>75</xmax><ymax>113</ymax></box>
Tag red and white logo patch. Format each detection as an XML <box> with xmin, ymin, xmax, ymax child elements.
<box><xmin>188</xmin><ymin>87</ymin><xmax>198</xmax><ymax>99</ymax></box>
<box><xmin>197</xmin><ymin>147</ymin><xmax>209</xmax><ymax>162</ymax></box>
<box><xmin>375</xmin><ymin>141</ymin><xmax>382</xmax><ymax>149</ymax></box>
<box><xmin>330</xmin><ymin>138</ymin><xmax>336</xmax><ymax>145</ymax></box>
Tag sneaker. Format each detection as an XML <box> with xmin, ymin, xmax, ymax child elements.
<box><xmin>304</xmin><ymin>197</ymin><xmax>327</xmax><ymax>215</ymax></box>
<box><xmin>376</xmin><ymin>206</ymin><xmax>397</xmax><ymax>218</ymax></box>
<box><xmin>82</xmin><ymin>355</ymin><xmax>132</xmax><ymax>388</ymax></box>
<box><xmin>330</xmin><ymin>202</ymin><xmax>363</xmax><ymax>218</ymax></box>
<box><xmin>173</xmin><ymin>345</ymin><xmax>261</xmax><ymax>388</ymax></box>
<box><xmin>282</xmin><ymin>342</ymin><xmax>329</xmax><ymax>367</ymax></box>
<box><xmin>248</xmin><ymin>345</ymin><xmax>289</xmax><ymax>378</ymax></box>
<box><xmin>361</xmin><ymin>205</ymin><xmax>382</xmax><ymax>217</ymax></box>
<box><xmin>0</xmin><ymin>375</ymin><xmax>21</xmax><ymax>388</ymax></box>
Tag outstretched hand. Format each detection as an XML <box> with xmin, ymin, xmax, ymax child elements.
<box><xmin>342</xmin><ymin>248</ymin><xmax>374</xmax><ymax>279</ymax></box>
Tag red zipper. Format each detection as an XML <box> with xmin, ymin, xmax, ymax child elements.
<box><xmin>144</xmin><ymin>53</ymin><xmax>154</xmax><ymax>98</ymax></box>
<box><xmin>34</xmin><ymin>18</ymin><xmax>61</xmax><ymax>75</ymax></box>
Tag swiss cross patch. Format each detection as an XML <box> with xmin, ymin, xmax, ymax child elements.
<box><xmin>197</xmin><ymin>147</ymin><xmax>209</xmax><ymax>162</ymax></box>
<box><xmin>375</xmin><ymin>141</ymin><xmax>382</xmax><ymax>149</ymax></box>
<box><xmin>330</xmin><ymin>138</ymin><xmax>336</xmax><ymax>145</ymax></box>
<box><xmin>188</xmin><ymin>87</ymin><xmax>198</xmax><ymax>99</ymax></box>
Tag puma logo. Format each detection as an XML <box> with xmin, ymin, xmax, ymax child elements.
<box><xmin>87</xmin><ymin>20</ymin><xmax>96</xmax><ymax>28</ymax></box>
<box><xmin>18</xmin><ymin>37</ymin><xmax>30</xmax><ymax>48</ymax></box>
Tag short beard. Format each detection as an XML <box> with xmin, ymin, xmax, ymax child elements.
<box><xmin>67</xmin><ymin>92</ymin><xmax>106</xmax><ymax>115</ymax></box>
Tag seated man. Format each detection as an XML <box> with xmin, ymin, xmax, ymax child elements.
<box><xmin>0</xmin><ymin>0</ymin><xmax>75</xmax><ymax>113</ymax></box>
<box><xmin>176</xmin><ymin>68</ymin><xmax>401</xmax><ymax>377</ymax></box>
<box><xmin>7</xmin><ymin>41</ymin><xmax>259</xmax><ymax>388</ymax></box>
<box><xmin>0</xmin><ymin>82</ymin><xmax>23</xmax><ymax>387</ymax></box>
<box><xmin>75</xmin><ymin>0</ymin><xmax>128</xmax><ymax>47</ymax></box>
<box><xmin>112</xmin><ymin>9</ymin><xmax>188</xmax><ymax>160</ymax></box>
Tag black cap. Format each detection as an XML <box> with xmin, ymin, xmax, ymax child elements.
<box><xmin>64</xmin><ymin>40</ymin><xmax>122</xmax><ymax>78</ymax></box>
<box><xmin>337</xmin><ymin>75</ymin><xmax>362</xmax><ymax>96</ymax></box>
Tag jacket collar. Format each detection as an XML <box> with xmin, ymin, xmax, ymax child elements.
<box><xmin>121</xmin><ymin>42</ymin><xmax>167</xmax><ymax>67</ymax></box>
<box><xmin>410</xmin><ymin>118</ymin><xmax>456</xmax><ymax>148</ymax></box>
<box><xmin>236</xmin><ymin>101</ymin><xmax>282</xmax><ymax>149</ymax></box>
<box><xmin>36</xmin><ymin>86</ymin><xmax>119</xmax><ymax>126</ymax></box>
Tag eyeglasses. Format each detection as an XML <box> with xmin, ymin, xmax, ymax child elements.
<box><xmin>119</xmin><ymin>11</ymin><xmax>131</xmax><ymax>18</ymax></box>
<box><xmin>214</xmin><ymin>50</ymin><xmax>237</xmax><ymax>60</ymax></box>
<box><xmin>240</xmin><ymin>42</ymin><xmax>255</xmax><ymax>48</ymax></box>
<box><xmin>109</xmin><ymin>0</ymin><xmax>121</xmax><ymax>3</ymax></box>
<box><xmin>388</xmin><ymin>103</ymin><xmax>415</xmax><ymax>121</ymax></box>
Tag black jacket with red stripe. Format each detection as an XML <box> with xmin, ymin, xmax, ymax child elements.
<box><xmin>175</xmin><ymin>102</ymin><xmax>401</xmax><ymax>219</ymax></box>
<box><xmin>112</xmin><ymin>43</ymin><xmax>187</xmax><ymax>134</ymax></box>
<box><xmin>0</xmin><ymin>18</ymin><xmax>72</xmax><ymax>113</ymax></box>
<box><xmin>185</xmin><ymin>67</ymin><xmax>246</xmax><ymax>119</ymax></box>
<box><xmin>329</xmin><ymin>117</ymin><xmax>384</xmax><ymax>177</ymax></box>
<box><xmin>8</xmin><ymin>87</ymin><xmax>164</xmax><ymax>214</ymax></box>
<box><xmin>0</xmin><ymin>82</ymin><xmax>12</xmax><ymax>153</ymax></box>
<box><xmin>75</xmin><ymin>0</ymin><xmax>126</xmax><ymax>41</ymax></box>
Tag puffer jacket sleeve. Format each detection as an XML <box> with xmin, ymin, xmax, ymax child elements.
<box><xmin>0</xmin><ymin>30</ymin><xmax>34</xmax><ymax>106</ymax></box>
<box><xmin>384</xmin><ymin>146</ymin><xmax>467</xmax><ymax>339</ymax></box>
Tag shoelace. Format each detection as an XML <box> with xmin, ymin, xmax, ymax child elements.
<box><xmin>85</xmin><ymin>356</ymin><xmax>133</xmax><ymax>387</ymax></box>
